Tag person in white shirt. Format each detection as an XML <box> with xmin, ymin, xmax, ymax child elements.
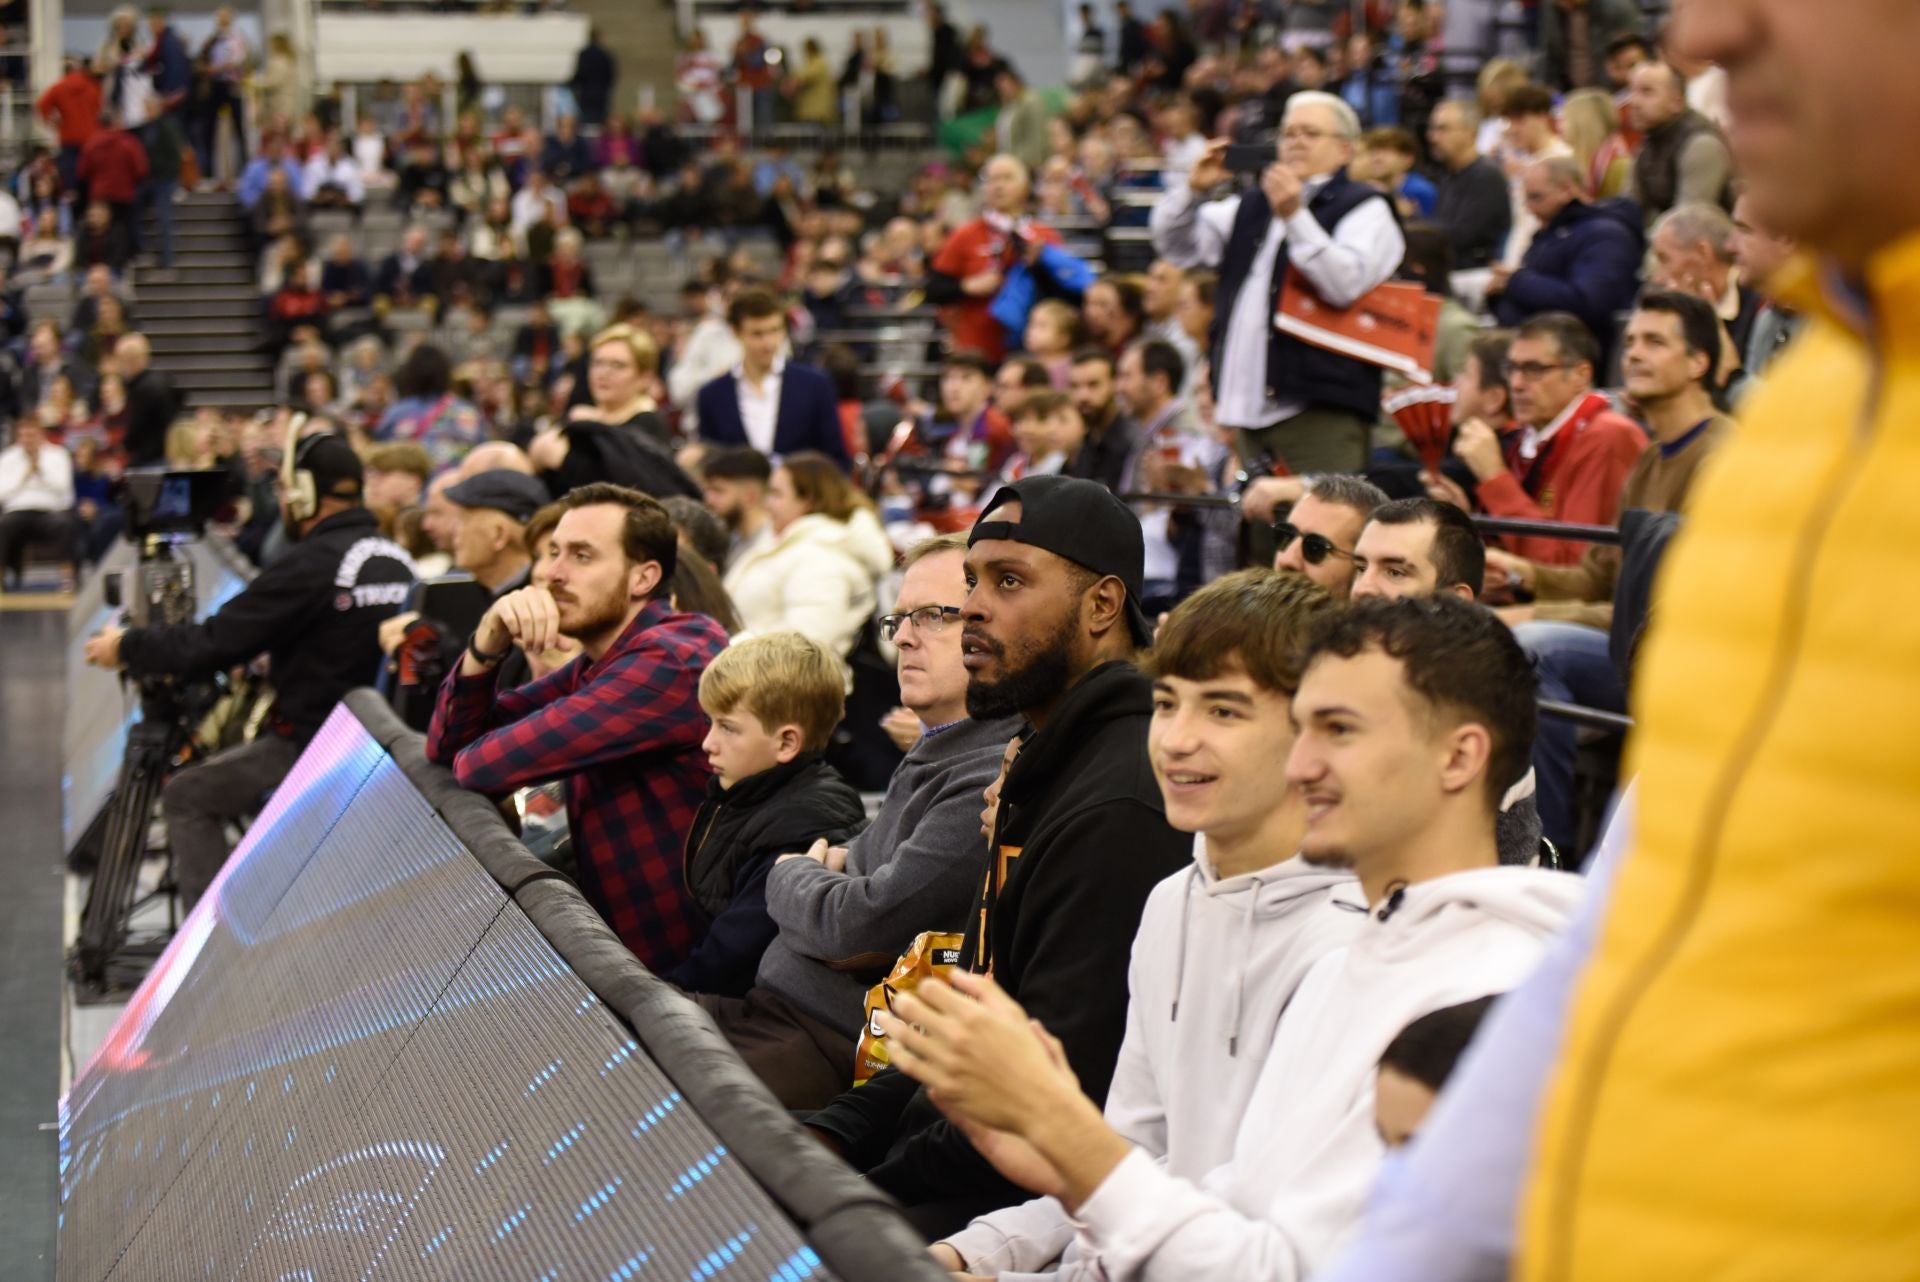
<box><xmin>302</xmin><ymin>133</ymin><xmax>365</xmax><ymax>211</ymax></box>
<box><xmin>0</xmin><ymin>420</ymin><xmax>81</xmax><ymax>590</ymax></box>
<box><xmin>509</xmin><ymin>169</ymin><xmax>566</xmax><ymax>240</ymax></box>
<box><xmin>667</xmin><ymin>281</ymin><xmax>745</xmax><ymax>434</ymax></box>
<box><xmin>883</xmin><ymin>593</ymin><xmax>1582</xmax><ymax>1282</ymax></box>
<box><xmin>1150</xmin><ymin>92</ymin><xmax>1406</xmax><ymax>478</ymax></box>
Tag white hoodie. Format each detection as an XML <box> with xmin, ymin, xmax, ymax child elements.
<box><xmin>943</xmin><ymin>837</ymin><xmax>1366</xmax><ymax>1276</ymax></box>
<box><xmin>721</xmin><ymin>507</ymin><xmax>894</xmax><ymax>660</ymax></box>
<box><xmin>1063</xmin><ymin>865</ymin><xmax>1584</xmax><ymax>1282</ymax></box>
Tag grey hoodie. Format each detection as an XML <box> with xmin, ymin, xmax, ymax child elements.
<box><xmin>757</xmin><ymin>714</ymin><xmax>1019</xmax><ymax>1034</ymax></box>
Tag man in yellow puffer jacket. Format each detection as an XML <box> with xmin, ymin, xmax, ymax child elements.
<box><xmin>1309</xmin><ymin>2</ymin><xmax>1920</xmax><ymax>1279</ymax></box>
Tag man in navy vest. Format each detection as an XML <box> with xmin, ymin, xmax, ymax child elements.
<box><xmin>1150</xmin><ymin>91</ymin><xmax>1406</xmax><ymax>479</ymax></box>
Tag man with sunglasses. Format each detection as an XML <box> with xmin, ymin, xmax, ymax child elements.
<box><xmin>694</xmin><ymin>533</ymin><xmax>1019</xmax><ymax>1110</ymax></box>
<box><xmin>1273</xmin><ymin>473</ymin><xmax>1389</xmax><ymax>600</ymax></box>
<box><xmin>1449</xmin><ymin>311</ymin><xmax>1646</xmax><ymax>565</ymax></box>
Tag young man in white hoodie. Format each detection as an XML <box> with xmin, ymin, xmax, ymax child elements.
<box><xmin>882</xmin><ymin>594</ymin><xmax>1582</xmax><ymax>1281</ymax></box>
<box><xmin>921</xmin><ymin>567</ymin><xmax>1363</xmax><ymax>1276</ymax></box>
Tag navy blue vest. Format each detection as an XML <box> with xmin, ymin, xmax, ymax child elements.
<box><xmin>1209</xmin><ymin>169</ymin><xmax>1395</xmax><ymax>424</ymax></box>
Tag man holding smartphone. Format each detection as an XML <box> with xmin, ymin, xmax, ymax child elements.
<box><xmin>1150</xmin><ymin>92</ymin><xmax>1406</xmax><ymax>479</ymax></box>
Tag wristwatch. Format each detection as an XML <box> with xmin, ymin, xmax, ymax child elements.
<box><xmin>467</xmin><ymin>636</ymin><xmax>512</xmax><ymax>667</ymax></box>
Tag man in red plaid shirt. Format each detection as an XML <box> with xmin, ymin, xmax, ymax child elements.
<box><xmin>428</xmin><ymin>483</ymin><xmax>728</xmax><ymax>970</ymax></box>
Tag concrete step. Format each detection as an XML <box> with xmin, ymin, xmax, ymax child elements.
<box><xmin>137</xmin><ymin>296</ymin><xmax>262</xmax><ymax>320</ymax></box>
<box><xmin>136</xmin><ymin>265</ymin><xmax>257</xmax><ymax>287</ymax></box>
<box><xmin>158</xmin><ymin>350</ymin><xmax>275</xmax><ymax>373</ymax></box>
<box><xmin>145</xmin><ymin>331</ymin><xmax>266</xmax><ymax>354</ymax></box>
<box><xmin>181</xmin><ymin>387</ymin><xmax>273</xmax><ymax>409</ymax></box>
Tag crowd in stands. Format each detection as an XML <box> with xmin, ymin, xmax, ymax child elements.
<box><xmin>48</xmin><ymin>0</ymin><xmax>1920</xmax><ymax>1276</ymax></box>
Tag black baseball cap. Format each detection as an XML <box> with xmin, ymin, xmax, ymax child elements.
<box><xmin>970</xmin><ymin>475</ymin><xmax>1153</xmax><ymax>646</ymax></box>
<box><xmin>444</xmin><ymin>469</ymin><xmax>547</xmax><ymax>523</ymax></box>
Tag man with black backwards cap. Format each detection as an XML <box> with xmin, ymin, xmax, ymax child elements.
<box><xmin>806</xmin><ymin>475</ymin><xmax>1190</xmax><ymax>1237</ymax></box>
<box><xmin>380</xmin><ymin>468</ymin><xmax>547</xmax><ymax>697</ymax></box>
<box><xmin>84</xmin><ymin>430</ymin><xmax>417</xmax><ymax>909</ymax></box>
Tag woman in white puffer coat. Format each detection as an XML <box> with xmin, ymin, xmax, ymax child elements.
<box><xmin>721</xmin><ymin>451</ymin><xmax>894</xmax><ymax>659</ymax></box>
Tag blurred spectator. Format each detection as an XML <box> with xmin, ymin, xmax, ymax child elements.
<box><xmin>197</xmin><ymin>7</ymin><xmax>251</xmax><ymax>182</ymax></box>
<box><xmin>250</xmin><ymin>165</ymin><xmax>304</xmax><ymax>247</ymax></box>
<box><xmin>994</xmin><ymin>66</ymin><xmax>1052</xmax><ymax>173</ymax></box>
<box><xmin>570</xmin><ymin>27</ymin><xmax>618</xmax><ymax>128</ymax></box>
<box><xmin>731</xmin><ymin>12</ymin><xmax>778</xmax><ymax>134</ymax></box>
<box><xmin>118</xmin><ymin>333</ymin><xmax>178</xmax><ymax>467</ymax></box>
<box><xmin>1023</xmin><ymin>298</ymin><xmax>1087</xmax><ymax>388</ymax></box>
<box><xmin>142</xmin><ymin>8</ymin><xmax>192</xmax><ymax>125</ymax></box>
<box><xmin>238</xmin><ymin>132</ymin><xmax>302</xmax><ymax>212</ymax></box>
<box><xmin>1338</xmin><ymin>32</ymin><xmax>1400</xmax><ymax>126</ymax></box>
<box><xmin>20</xmin><ymin>320</ymin><xmax>88</xmax><ymax>415</ymax></box>
<box><xmin>567</xmin><ymin>173</ymin><xmax>618</xmax><ymax>239</ymax></box>
<box><xmin>1489</xmin><ymin>157</ymin><xmax>1643</xmax><ymax>350</ymax></box>
<box><xmin>676</xmin><ymin>29</ymin><xmax>726</xmax><ymax>127</ymax></box>
<box><xmin>0</xmin><ymin>420</ymin><xmax>80</xmax><ymax>591</ymax></box>
<box><xmin>1626</xmin><ymin>61</ymin><xmax>1732</xmax><ymax>221</ymax></box>
<box><xmin>37</xmin><ymin>59</ymin><xmax>103</xmax><ymax>191</ymax></box>
<box><xmin>929</xmin><ymin>154</ymin><xmax>1077</xmax><ymax>363</ymax></box>
<box><xmin>788</xmin><ymin>38</ymin><xmax>837</xmax><ymax>127</ymax></box>
<box><xmin>303</xmin><ymin>133</ymin><xmax>364</xmax><ymax>211</ymax></box>
<box><xmin>511</xmin><ymin>169</ymin><xmax>566</xmax><ymax>240</ymax></box>
<box><xmin>77</xmin><ymin>112</ymin><xmax>148</xmax><ymax>241</ymax></box>
<box><xmin>1728</xmin><ymin>192</ymin><xmax>1801</xmax><ymax>392</ymax></box>
<box><xmin>376</xmin><ymin>342</ymin><xmax>485</xmax><ymax>469</ymax></box>
<box><xmin>319</xmin><ymin>233</ymin><xmax>371</xmax><ymax>311</ymax></box>
<box><xmin>363</xmin><ymin>440</ymin><xmax>430</xmax><ymax>527</ymax></box>
<box><xmin>1352</xmin><ymin>126</ymin><xmax>1437</xmax><ymax>218</ymax></box>
<box><xmin>540</xmin><ymin>115</ymin><xmax>593</xmax><ymax>186</ymax></box>
<box><xmin>695</xmin><ymin>288</ymin><xmax>851</xmax><ymax>469</ymax></box>
<box><xmin>1065</xmin><ymin>347</ymin><xmax>1139</xmax><ymax>491</ymax></box>
<box><xmin>1083</xmin><ymin>275</ymin><xmax>1145</xmax><ymax>355</ymax></box>
<box><xmin>374</xmin><ymin>224</ymin><xmax>435</xmax><ymax>316</ymax></box>
<box><xmin>1561</xmin><ymin>88</ymin><xmax>1635</xmax><ymax>202</ymax></box>
<box><xmin>1648</xmin><ymin>202</ymin><xmax>1761</xmax><ymax>383</ymax></box>
<box><xmin>76</xmin><ymin>201</ymin><xmax>131</xmax><ymax>277</ymax></box>
<box><xmin>1429</xmin><ymin>100</ymin><xmax>1511</xmax><ymax>269</ymax></box>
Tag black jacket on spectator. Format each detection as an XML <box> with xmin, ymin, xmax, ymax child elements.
<box><xmin>1067</xmin><ymin>411</ymin><xmax>1141</xmax><ymax>492</ymax></box>
<box><xmin>124</xmin><ymin>365</ymin><xmax>180</xmax><ymax>467</ymax></box>
<box><xmin>374</xmin><ymin>251</ymin><xmax>433</xmax><ymax>305</ymax></box>
<box><xmin>320</xmin><ymin>257</ymin><xmax>372</xmax><ymax>306</ymax></box>
<box><xmin>119</xmin><ymin>507</ymin><xmax>416</xmax><ymax>742</ymax></box>
<box><xmin>539</xmin><ymin>419</ymin><xmax>702</xmax><ymax>502</ymax></box>
<box><xmin>540</xmin><ymin>135</ymin><xmax>594</xmax><ymax>184</ymax></box>
<box><xmin>807</xmin><ymin>660</ymin><xmax>1189</xmax><ymax>1234</ymax></box>
<box><xmin>1434</xmin><ymin>154</ymin><xmax>1513</xmax><ymax>270</ymax></box>
<box><xmin>664</xmin><ymin>755</ymin><xmax>867</xmax><ymax>999</ymax></box>
<box><xmin>1491</xmin><ymin>198</ymin><xmax>1644</xmax><ymax>349</ymax></box>
<box><xmin>570</xmin><ymin>40</ymin><xmax>616</xmax><ymax>125</ymax></box>
<box><xmin>77</xmin><ymin>221</ymin><xmax>131</xmax><ymax>275</ymax></box>
<box><xmin>69</xmin><ymin>293</ymin><xmax>133</xmax><ymax>336</ymax></box>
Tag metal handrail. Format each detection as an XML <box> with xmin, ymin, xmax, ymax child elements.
<box><xmin>1539</xmin><ymin>699</ymin><xmax>1633</xmax><ymax>733</ymax></box>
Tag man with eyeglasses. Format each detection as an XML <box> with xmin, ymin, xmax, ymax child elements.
<box><xmin>1448</xmin><ymin>311</ymin><xmax>1645</xmax><ymax>565</ymax></box>
<box><xmin>695</xmin><ymin>533</ymin><xmax>1019</xmax><ymax>1110</ymax></box>
<box><xmin>1273</xmin><ymin>473</ymin><xmax>1389</xmax><ymax>600</ymax></box>
<box><xmin>1151</xmin><ymin>91</ymin><xmax>1407</xmax><ymax>478</ymax></box>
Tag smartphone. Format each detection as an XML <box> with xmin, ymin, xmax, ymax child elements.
<box><xmin>1225</xmin><ymin>142</ymin><xmax>1274</xmax><ymax>177</ymax></box>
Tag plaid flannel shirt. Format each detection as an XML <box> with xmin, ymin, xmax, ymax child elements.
<box><xmin>427</xmin><ymin>599</ymin><xmax>728</xmax><ymax>970</ymax></box>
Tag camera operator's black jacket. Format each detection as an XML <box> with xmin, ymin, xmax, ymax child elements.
<box><xmin>120</xmin><ymin>509</ymin><xmax>416</xmax><ymax>742</ymax></box>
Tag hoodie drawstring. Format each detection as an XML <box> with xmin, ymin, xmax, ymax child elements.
<box><xmin>1377</xmin><ymin>880</ymin><xmax>1409</xmax><ymax>922</ymax></box>
<box><xmin>1228</xmin><ymin>872</ymin><xmax>1261</xmax><ymax>1058</ymax></box>
<box><xmin>1169</xmin><ymin>865</ymin><xmax>1198</xmax><ymax>1023</ymax></box>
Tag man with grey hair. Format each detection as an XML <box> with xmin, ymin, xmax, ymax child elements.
<box><xmin>1650</xmin><ymin>201</ymin><xmax>1762</xmax><ymax>380</ymax></box>
<box><xmin>1428</xmin><ymin>99</ymin><xmax>1512</xmax><ymax>270</ymax></box>
<box><xmin>1490</xmin><ymin>156</ymin><xmax>1644</xmax><ymax>349</ymax></box>
<box><xmin>1272</xmin><ymin>472</ymin><xmax>1388</xmax><ymax>601</ymax></box>
<box><xmin>1150</xmin><ymin>90</ymin><xmax>1405</xmax><ymax>477</ymax></box>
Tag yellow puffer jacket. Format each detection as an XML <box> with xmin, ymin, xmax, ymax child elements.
<box><xmin>1518</xmin><ymin>233</ymin><xmax>1920</xmax><ymax>1277</ymax></box>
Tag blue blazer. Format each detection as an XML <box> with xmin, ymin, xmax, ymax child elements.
<box><xmin>695</xmin><ymin>361</ymin><xmax>851</xmax><ymax>469</ymax></box>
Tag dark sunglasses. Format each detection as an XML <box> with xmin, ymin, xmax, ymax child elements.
<box><xmin>1272</xmin><ymin>521</ymin><xmax>1358</xmax><ymax>566</ymax></box>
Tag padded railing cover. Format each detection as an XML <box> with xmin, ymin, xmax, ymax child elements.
<box><xmin>57</xmin><ymin>690</ymin><xmax>945</xmax><ymax>1282</ymax></box>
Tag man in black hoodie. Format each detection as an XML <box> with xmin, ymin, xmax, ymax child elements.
<box><xmin>806</xmin><ymin>475</ymin><xmax>1190</xmax><ymax>1237</ymax></box>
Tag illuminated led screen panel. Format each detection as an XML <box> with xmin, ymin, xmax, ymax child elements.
<box><xmin>58</xmin><ymin>704</ymin><xmax>848</xmax><ymax>1281</ymax></box>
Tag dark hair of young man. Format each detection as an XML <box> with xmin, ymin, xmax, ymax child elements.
<box><xmin>1136</xmin><ymin>338</ymin><xmax>1187</xmax><ymax>397</ymax></box>
<box><xmin>1143</xmin><ymin>568</ymin><xmax>1334</xmax><ymax>694</ymax></box>
<box><xmin>1069</xmin><ymin>345</ymin><xmax>1117</xmax><ymax>374</ymax></box>
<box><xmin>1001</xmin><ymin>355</ymin><xmax>1055</xmax><ymax>388</ymax></box>
<box><xmin>1367</xmin><ymin>498</ymin><xmax>1487</xmax><ymax>597</ymax></box>
<box><xmin>1604</xmin><ymin>31</ymin><xmax>1652</xmax><ymax>62</ymax></box>
<box><xmin>661</xmin><ymin>494</ymin><xmax>731</xmax><ymax>569</ymax></box>
<box><xmin>701</xmin><ymin>445</ymin><xmax>773</xmax><ymax>485</ymax></box>
<box><xmin>1013</xmin><ymin>389</ymin><xmax>1076</xmax><ymax>423</ymax></box>
<box><xmin>557</xmin><ymin>481</ymin><xmax>679</xmax><ymax>593</ymax></box>
<box><xmin>946</xmin><ymin>350</ymin><xmax>995</xmax><ymax>379</ymax></box>
<box><xmin>1502</xmin><ymin>83</ymin><xmax>1556</xmax><ymax>119</ymax></box>
<box><xmin>727</xmin><ymin>286</ymin><xmax>786</xmax><ymax>329</ymax></box>
<box><xmin>1515</xmin><ymin>312</ymin><xmax>1601</xmax><ymax>377</ymax></box>
<box><xmin>1379</xmin><ymin>995</ymin><xmax>1499</xmax><ymax>1091</ymax></box>
<box><xmin>1361</xmin><ymin>125</ymin><xmax>1420</xmax><ymax>157</ymax></box>
<box><xmin>1303</xmin><ymin>595</ymin><xmax>1539</xmax><ymax>806</ymax></box>
<box><xmin>1632</xmin><ymin>288</ymin><xmax>1723</xmax><ymax>388</ymax></box>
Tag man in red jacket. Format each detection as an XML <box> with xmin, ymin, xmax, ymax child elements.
<box><xmin>1449</xmin><ymin>312</ymin><xmax>1646</xmax><ymax>566</ymax></box>
<box><xmin>76</xmin><ymin>114</ymin><xmax>149</xmax><ymax>247</ymax></box>
<box><xmin>929</xmin><ymin>155</ymin><xmax>1066</xmax><ymax>363</ymax></box>
<box><xmin>36</xmin><ymin>60</ymin><xmax>102</xmax><ymax>191</ymax></box>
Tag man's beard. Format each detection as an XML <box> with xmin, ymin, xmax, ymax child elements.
<box><xmin>965</xmin><ymin>602</ymin><xmax>1080</xmax><ymax>721</ymax></box>
<box><xmin>555</xmin><ymin>582</ymin><xmax>631</xmax><ymax>646</ymax></box>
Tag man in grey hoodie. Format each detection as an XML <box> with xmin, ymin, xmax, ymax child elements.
<box><xmin>693</xmin><ymin>534</ymin><xmax>1019</xmax><ymax>1108</ymax></box>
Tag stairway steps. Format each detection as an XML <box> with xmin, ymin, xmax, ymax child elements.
<box><xmin>158</xmin><ymin>351</ymin><xmax>275</xmax><ymax>373</ymax></box>
<box><xmin>125</xmin><ymin>194</ymin><xmax>277</xmax><ymax>406</ymax></box>
<box><xmin>146</xmin><ymin>331</ymin><xmax>267</xmax><ymax>353</ymax></box>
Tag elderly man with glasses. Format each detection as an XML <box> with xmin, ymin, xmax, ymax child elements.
<box><xmin>689</xmin><ymin>533</ymin><xmax>1019</xmax><ymax>1111</ymax></box>
<box><xmin>1151</xmin><ymin>90</ymin><xmax>1408</xmax><ymax>479</ymax></box>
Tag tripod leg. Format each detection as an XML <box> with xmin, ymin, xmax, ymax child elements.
<box><xmin>72</xmin><ymin>721</ymin><xmax>185</xmax><ymax>994</ymax></box>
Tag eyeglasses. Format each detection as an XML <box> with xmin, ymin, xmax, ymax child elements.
<box><xmin>880</xmin><ymin>604</ymin><xmax>964</xmax><ymax>641</ymax></box>
<box><xmin>1504</xmin><ymin>360</ymin><xmax>1575</xmax><ymax>381</ymax></box>
<box><xmin>1273</xmin><ymin>522</ymin><xmax>1358</xmax><ymax>566</ymax></box>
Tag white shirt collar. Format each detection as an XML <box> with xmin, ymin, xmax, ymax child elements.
<box><xmin>1519</xmin><ymin>392</ymin><xmax>1591</xmax><ymax>461</ymax></box>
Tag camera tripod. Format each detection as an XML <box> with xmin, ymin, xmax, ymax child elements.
<box><xmin>68</xmin><ymin>681</ymin><xmax>205</xmax><ymax>1003</ymax></box>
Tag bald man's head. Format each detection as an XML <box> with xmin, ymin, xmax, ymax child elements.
<box><xmin>981</xmin><ymin>154</ymin><xmax>1032</xmax><ymax>215</ymax></box>
<box><xmin>115</xmin><ymin>332</ymin><xmax>151</xmax><ymax>374</ymax></box>
<box><xmin>458</xmin><ymin>441</ymin><xmax>537</xmax><ymax>479</ymax></box>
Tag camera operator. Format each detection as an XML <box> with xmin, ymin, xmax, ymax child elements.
<box><xmin>82</xmin><ymin>432</ymin><xmax>417</xmax><ymax>909</ymax></box>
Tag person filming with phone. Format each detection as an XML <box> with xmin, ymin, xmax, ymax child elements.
<box><xmin>1150</xmin><ymin>92</ymin><xmax>1406</xmax><ymax>479</ymax></box>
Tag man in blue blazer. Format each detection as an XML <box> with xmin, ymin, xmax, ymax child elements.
<box><xmin>695</xmin><ymin>288</ymin><xmax>852</xmax><ymax>470</ymax></box>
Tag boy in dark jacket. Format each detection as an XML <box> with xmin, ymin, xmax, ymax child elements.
<box><xmin>666</xmin><ymin>631</ymin><xmax>867</xmax><ymax>997</ymax></box>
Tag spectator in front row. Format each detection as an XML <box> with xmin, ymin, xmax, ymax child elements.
<box><xmin>1447</xmin><ymin>312</ymin><xmax>1645</xmax><ymax>566</ymax></box>
<box><xmin>894</xmin><ymin>596</ymin><xmax>1580</xmax><ymax>1281</ymax></box>
<box><xmin>921</xmin><ymin>567</ymin><xmax>1353</xmax><ymax>1275</ymax></box>
<box><xmin>805</xmin><ymin>476</ymin><xmax>1188</xmax><ymax>1238</ymax></box>
<box><xmin>696</xmin><ymin>535</ymin><xmax>1020</xmax><ymax>1107</ymax></box>
<box><xmin>695</xmin><ymin>288</ymin><xmax>852</xmax><ymax>469</ymax></box>
<box><xmin>722</xmin><ymin>452</ymin><xmax>892</xmax><ymax>661</ymax></box>
<box><xmin>667</xmin><ymin>632</ymin><xmax>867</xmax><ymax>998</ymax></box>
<box><xmin>427</xmin><ymin>483</ymin><xmax>729</xmax><ymax>970</ymax></box>
<box><xmin>0</xmin><ymin>420</ymin><xmax>79</xmax><ymax>592</ymax></box>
